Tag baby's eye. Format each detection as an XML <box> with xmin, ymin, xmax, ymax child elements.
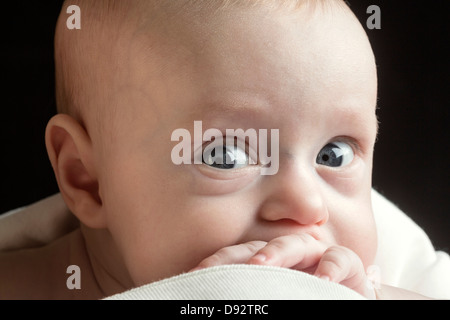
<box><xmin>316</xmin><ymin>141</ymin><xmax>354</xmax><ymax>167</ymax></box>
<box><xmin>202</xmin><ymin>144</ymin><xmax>249</xmax><ymax>170</ymax></box>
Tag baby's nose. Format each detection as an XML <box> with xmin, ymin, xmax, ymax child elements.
<box><xmin>258</xmin><ymin>162</ymin><xmax>329</xmax><ymax>226</ymax></box>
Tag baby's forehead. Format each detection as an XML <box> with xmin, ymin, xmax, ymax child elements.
<box><xmin>57</xmin><ymin>0</ymin><xmax>373</xmax><ymax>128</ymax></box>
<box><xmin>123</xmin><ymin>1</ymin><xmax>375</xmax><ymax>108</ymax></box>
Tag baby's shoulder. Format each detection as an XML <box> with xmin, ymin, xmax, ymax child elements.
<box><xmin>0</xmin><ymin>248</ymin><xmax>51</xmax><ymax>299</ymax></box>
<box><xmin>0</xmin><ymin>236</ymin><xmax>73</xmax><ymax>299</ymax></box>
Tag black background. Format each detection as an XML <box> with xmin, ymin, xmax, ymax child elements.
<box><xmin>0</xmin><ymin>1</ymin><xmax>448</xmax><ymax>251</ymax></box>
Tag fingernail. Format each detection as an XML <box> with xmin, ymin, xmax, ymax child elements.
<box><xmin>319</xmin><ymin>275</ymin><xmax>330</xmax><ymax>282</ymax></box>
<box><xmin>250</xmin><ymin>253</ymin><xmax>267</xmax><ymax>263</ymax></box>
<box><xmin>189</xmin><ymin>266</ymin><xmax>204</xmax><ymax>272</ymax></box>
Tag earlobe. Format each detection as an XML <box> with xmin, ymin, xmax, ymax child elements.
<box><xmin>45</xmin><ymin>114</ymin><xmax>106</xmax><ymax>229</ymax></box>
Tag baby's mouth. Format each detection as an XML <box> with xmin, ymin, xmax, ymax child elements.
<box><xmin>256</xmin><ymin>219</ymin><xmax>327</xmax><ymax>243</ymax></box>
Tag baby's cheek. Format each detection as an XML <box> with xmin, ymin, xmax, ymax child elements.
<box><xmin>348</xmin><ymin>215</ymin><xmax>377</xmax><ymax>268</ymax></box>
<box><xmin>329</xmin><ymin>205</ymin><xmax>378</xmax><ymax>269</ymax></box>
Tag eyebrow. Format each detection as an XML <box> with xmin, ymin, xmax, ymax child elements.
<box><xmin>191</xmin><ymin>96</ymin><xmax>274</xmax><ymax>125</ymax></box>
<box><xmin>202</xmin><ymin>96</ymin><xmax>272</xmax><ymax>115</ymax></box>
<box><xmin>193</xmin><ymin>94</ymin><xmax>379</xmax><ymax>139</ymax></box>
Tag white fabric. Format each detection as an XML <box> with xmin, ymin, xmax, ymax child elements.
<box><xmin>0</xmin><ymin>189</ymin><xmax>449</xmax><ymax>299</ymax></box>
<box><xmin>105</xmin><ymin>264</ymin><xmax>365</xmax><ymax>300</ymax></box>
<box><xmin>372</xmin><ymin>190</ymin><xmax>450</xmax><ymax>299</ymax></box>
<box><xmin>0</xmin><ymin>194</ymin><xmax>78</xmax><ymax>251</ymax></box>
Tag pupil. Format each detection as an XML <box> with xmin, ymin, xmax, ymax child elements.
<box><xmin>209</xmin><ymin>147</ymin><xmax>235</xmax><ymax>168</ymax></box>
<box><xmin>322</xmin><ymin>154</ymin><xmax>330</xmax><ymax>162</ymax></box>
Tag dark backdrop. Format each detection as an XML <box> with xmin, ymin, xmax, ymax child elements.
<box><xmin>1</xmin><ymin>0</ymin><xmax>448</xmax><ymax>251</ymax></box>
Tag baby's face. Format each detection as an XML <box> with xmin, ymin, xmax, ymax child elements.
<box><xmin>92</xmin><ymin>5</ymin><xmax>378</xmax><ymax>286</ymax></box>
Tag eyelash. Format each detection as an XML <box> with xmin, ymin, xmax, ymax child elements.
<box><xmin>194</xmin><ymin>135</ymin><xmax>362</xmax><ymax>171</ymax></box>
<box><xmin>197</xmin><ymin>138</ymin><xmax>258</xmax><ymax>169</ymax></box>
<box><xmin>316</xmin><ymin>137</ymin><xmax>362</xmax><ymax>167</ymax></box>
<box><xmin>340</xmin><ymin>137</ymin><xmax>364</xmax><ymax>159</ymax></box>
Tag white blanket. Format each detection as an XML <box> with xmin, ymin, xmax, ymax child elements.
<box><xmin>1</xmin><ymin>189</ymin><xmax>449</xmax><ymax>299</ymax></box>
<box><xmin>371</xmin><ymin>190</ymin><xmax>450</xmax><ymax>299</ymax></box>
<box><xmin>105</xmin><ymin>264</ymin><xmax>365</xmax><ymax>300</ymax></box>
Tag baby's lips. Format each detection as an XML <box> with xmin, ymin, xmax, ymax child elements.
<box><xmin>257</xmin><ymin>223</ymin><xmax>327</xmax><ymax>245</ymax></box>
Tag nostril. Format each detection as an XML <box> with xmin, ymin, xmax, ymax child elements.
<box><xmin>257</xmin><ymin>176</ymin><xmax>329</xmax><ymax>226</ymax></box>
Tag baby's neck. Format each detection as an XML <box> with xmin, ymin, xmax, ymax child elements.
<box><xmin>79</xmin><ymin>225</ymin><xmax>135</xmax><ymax>298</ymax></box>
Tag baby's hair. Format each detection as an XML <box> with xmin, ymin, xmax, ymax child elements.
<box><xmin>54</xmin><ymin>0</ymin><xmax>350</xmax><ymax>129</ymax></box>
<box><xmin>54</xmin><ymin>0</ymin><xmax>136</xmax><ymax>125</ymax></box>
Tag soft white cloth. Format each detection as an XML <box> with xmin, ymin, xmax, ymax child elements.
<box><xmin>0</xmin><ymin>189</ymin><xmax>449</xmax><ymax>299</ymax></box>
<box><xmin>105</xmin><ymin>264</ymin><xmax>365</xmax><ymax>300</ymax></box>
<box><xmin>372</xmin><ymin>190</ymin><xmax>450</xmax><ymax>299</ymax></box>
<box><xmin>0</xmin><ymin>194</ymin><xmax>78</xmax><ymax>251</ymax></box>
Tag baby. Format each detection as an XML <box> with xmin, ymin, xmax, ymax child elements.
<box><xmin>0</xmin><ymin>0</ymin><xmax>435</xmax><ymax>299</ymax></box>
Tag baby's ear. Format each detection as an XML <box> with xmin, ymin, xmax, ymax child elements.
<box><xmin>45</xmin><ymin>114</ymin><xmax>106</xmax><ymax>229</ymax></box>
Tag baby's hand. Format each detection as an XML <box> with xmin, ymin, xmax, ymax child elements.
<box><xmin>191</xmin><ymin>233</ymin><xmax>376</xmax><ymax>299</ymax></box>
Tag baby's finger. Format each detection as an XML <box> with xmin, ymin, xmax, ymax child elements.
<box><xmin>246</xmin><ymin>233</ymin><xmax>327</xmax><ymax>270</ymax></box>
<box><xmin>314</xmin><ymin>246</ymin><xmax>375</xmax><ymax>299</ymax></box>
<box><xmin>191</xmin><ymin>241</ymin><xmax>267</xmax><ymax>271</ymax></box>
